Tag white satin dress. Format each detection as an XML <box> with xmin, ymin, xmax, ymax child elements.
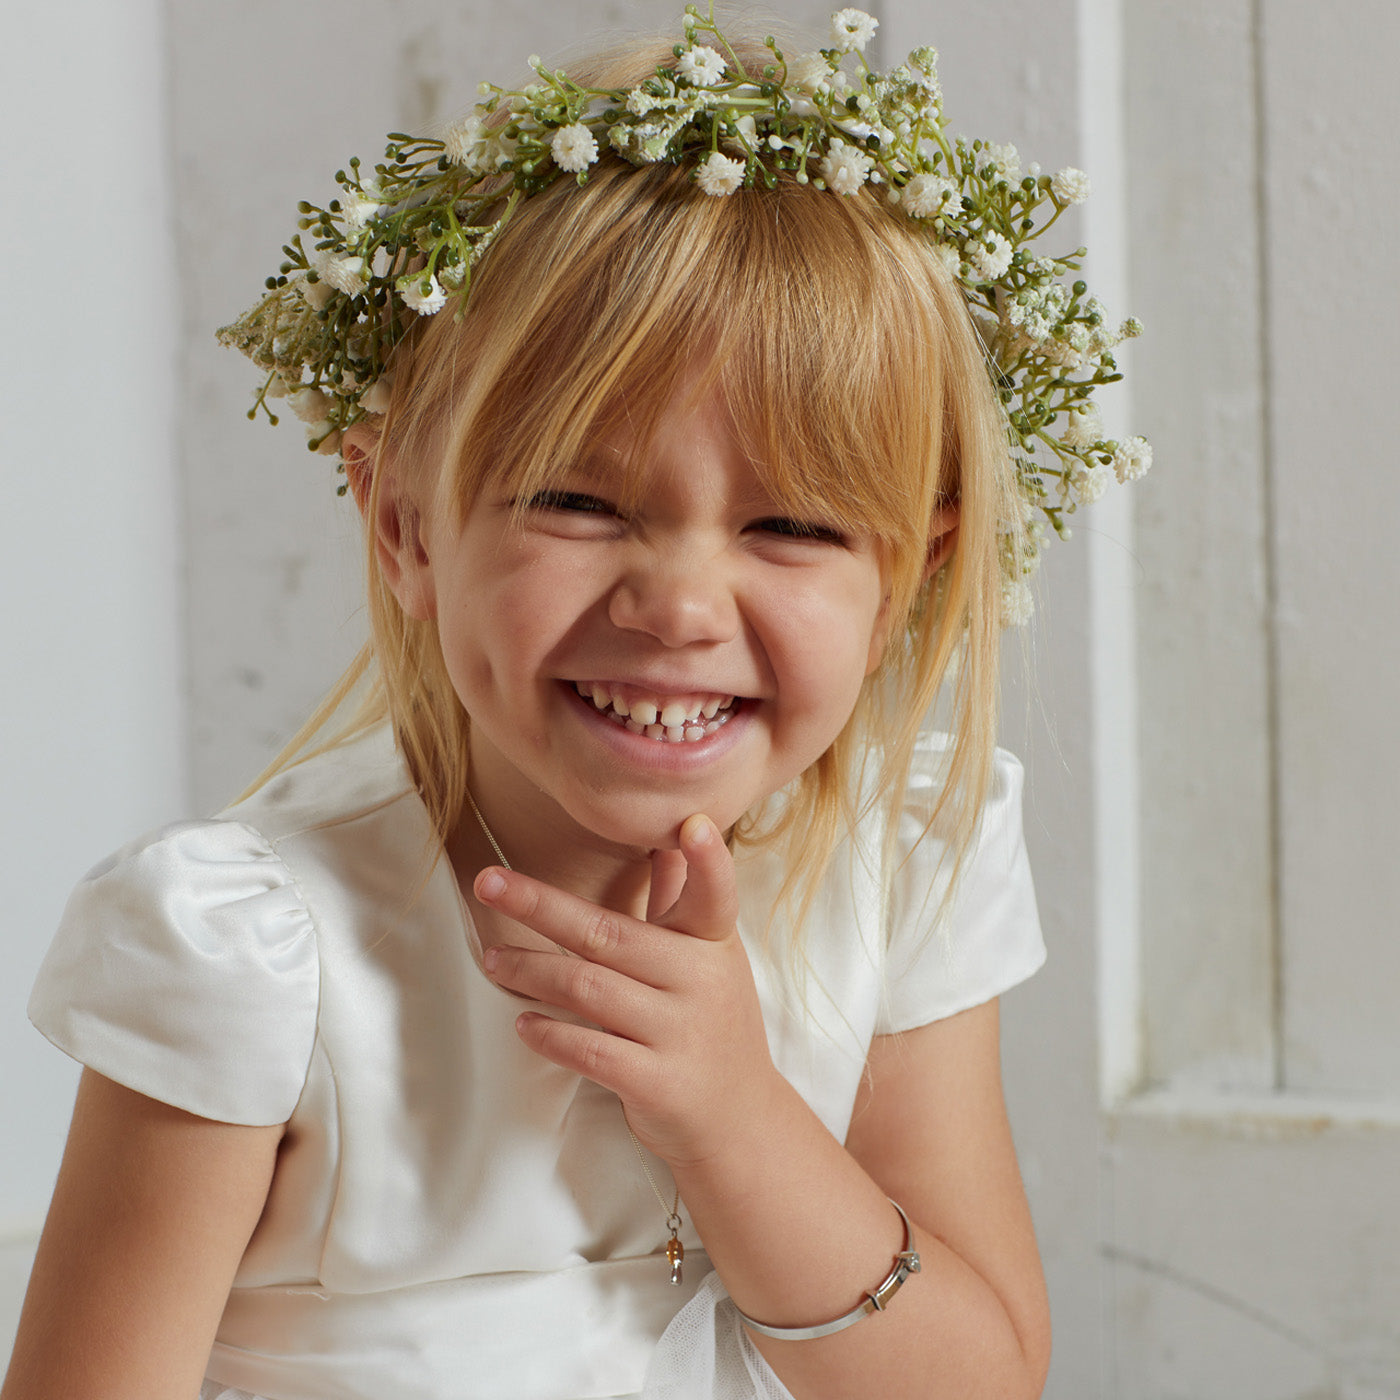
<box><xmin>29</xmin><ymin>725</ymin><xmax>1044</xmax><ymax>1400</ymax></box>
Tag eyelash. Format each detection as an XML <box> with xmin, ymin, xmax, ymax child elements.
<box><xmin>525</xmin><ymin>490</ymin><xmax>615</xmax><ymax>515</ymax></box>
<box><xmin>523</xmin><ymin>493</ymin><xmax>845</xmax><ymax>545</ymax></box>
<box><xmin>753</xmin><ymin>518</ymin><xmax>847</xmax><ymax>545</ymax></box>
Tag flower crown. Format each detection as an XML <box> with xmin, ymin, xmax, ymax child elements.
<box><xmin>218</xmin><ymin>4</ymin><xmax>1150</xmax><ymax>620</ymax></box>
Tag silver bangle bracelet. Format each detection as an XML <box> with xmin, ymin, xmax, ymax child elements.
<box><xmin>735</xmin><ymin>1199</ymin><xmax>922</xmax><ymax>1342</ymax></box>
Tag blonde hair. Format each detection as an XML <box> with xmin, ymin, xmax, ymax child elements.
<box><xmin>254</xmin><ymin>37</ymin><xmax>1020</xmax><ymax>943</ymax></box>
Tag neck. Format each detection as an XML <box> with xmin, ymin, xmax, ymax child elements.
<box><xmin>448</xmin><ymin>740</ymin><xmax>656</xmax><ymax>922</ymax></box>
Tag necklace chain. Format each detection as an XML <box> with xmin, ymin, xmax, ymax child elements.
<box><xmin>467</xmin><ymin>786</ymin><xmax>686</xmax><ymax>1284</ymax></box>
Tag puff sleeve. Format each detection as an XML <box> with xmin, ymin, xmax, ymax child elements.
<box><xmin>28</xmin><ymin>819</ymin><xmax>320</xmax><ymax>1126</ymax></box>
<box><xmin>876</xmin><ymin>741</ymin><xmax>1046</xmax><ymax>1034</ymax></box>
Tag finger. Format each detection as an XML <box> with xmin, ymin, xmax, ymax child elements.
<box><xmin>514</xmin><ymin>1011</ymin><xmax>657</xmax><ymax>1101</ymax></box>
<box><xmin>474</xmin><ymin>867</ymin><xmax>667</xmax><ymax>983</ymax></box>
<box><xmin>653</xmin><ymin>815</ymin><xmax>739</xmax><ymax>942</ymax></box>
<box><xmin>483</xmin><ymin>943</ymin><xmax>660</xmax><ymax>1039</ymax></box>
<box><xmin>646</xmin><ymin>848</ymin><xmax>688</xmax><ymax>923</ymax></box>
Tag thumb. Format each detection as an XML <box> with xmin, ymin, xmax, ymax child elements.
<box><xmin>654</xmin><ymin>814</ymin><xmax>738</xmax><ymax>942</ymax></box>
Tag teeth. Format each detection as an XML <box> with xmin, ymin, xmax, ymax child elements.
<box><xmin>574</xmin><ymin>682</ymin><xmax>738</xmax><ymax>745</ymax></box>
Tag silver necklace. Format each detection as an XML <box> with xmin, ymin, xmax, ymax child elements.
<box><xmin>467</xmin><ymin>788</ymin><xmax>686</xmax><ymax>1284</ymax></box>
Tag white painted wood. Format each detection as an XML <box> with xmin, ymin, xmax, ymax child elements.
<box><xmin>1126</xmin><ymin>0</ymin><xmax>1277</xmax><ymax>1093</ymax></box>
<box><xmin>0</xmin><ymin>0</ymin><xmax>183</xmax><ymax>1244</ymax></box>
<box><xmin>1107</xmin><ymin>1106</ymin><xmax>1400</xmax><ymax>1397</ymax></box>
<box><xmin>1262</xmin><ymin>0</ymin><xmax>1400</xmax><ymax>1097</ymax></box>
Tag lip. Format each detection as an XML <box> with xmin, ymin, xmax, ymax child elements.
<box><xmin>558</xmin><ymin>680</ymin><xmax>753</xmax><ymax>770</ymax></box>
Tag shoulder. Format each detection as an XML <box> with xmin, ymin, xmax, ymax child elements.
<box><xmin>880</xmin><ymin>735</ymin><xmax>1045</xmax><ymax>1032</ymax></box>
<box><xmin>28</xmin><ymin>726</ymin><xmax>422</xmax><ymax>1126</ymax></box>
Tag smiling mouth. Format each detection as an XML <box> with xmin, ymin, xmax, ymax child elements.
<box><xmin>572</xmin><ymin>682</ymin><xmax>740</xmax><ymax>744</ymax></box>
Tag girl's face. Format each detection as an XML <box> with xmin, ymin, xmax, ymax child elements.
<box><xmin>395</xmin><ymin>386</ymin><xmax>892</xmax><ymax>859</ymax></box>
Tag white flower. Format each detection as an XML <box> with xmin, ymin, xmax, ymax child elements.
<box><xmin>677</xmin><ymin>44</ymin><xmax>727</xmax><ymax>87</ymax></box>
<box><xmin>902</xmin><ymin>173</ymin><xmax>959</xmax><ymax>219</ymax></box>
<box><xmin>968</xmin><ymin>231</ymin><xmax>1012</xmax><ymax>281</ymax></box>
<box><xmin>1069</xmin><ymin>459</ymin><xmax>1111</xmax><ymax>504</ymax></box>
<box><xmin>322</xmin><ymin>255</ymin><xmax>368</xmax><ymax>297</ymax></box>
<box><xmin>1050</xmin><ymin>166</ymin><xmax>1091</xmax><ymax>205</ymax></box>
<box><xmin>443</xmin><ymin>115</ymin><xmax>487</xmax><ymax>166</ymax></box>
<box><xmin>979</xmin><ymin>141</ymin><xmax>1021</xmax><ymax>180</ymax></box>
<box><xmin>934</xmin><ymin>241</ymin><xmax>961</xmax><ymax>278</ymax></box>
<box><xmin>551</xmin><ymin>122</ymin><xmax>599</xmax><ymax>173</ymax></box>
<box><xmin>696</xmin><ymin>150</ymin><xmax>746</xmax><ymax>196</ymax></box>
<box><xmin>1060</xmin><ymin>403</ymin><xmax>1103</xmax><ymax>448</ymax></box>
<box><xmin>820</xmin><ymin>139</ymin><xmax>874</xmax><ymax>196</ymax></box>
<box><xmin>295</xmin><ymin>273</ymin><xmax>334</xmax><ymax>310</ymax></box>
<box><xmin>312</xmin><ymin>425</ymin><xmax>343</xmax><ymax>455</ymax></box>
<box><xmin>360</xmin><ymin>377</ymin><xmax>394</xmax><ymax>415</ymax></box>
<box><xmin>399</xmin><ymin>273</ymin><xmax>447</xmax><ymax>315</ymax></box>
<box><xmin>290</xmin><ymin>387</ymin><xmax>333</xmax><ymax>423</ymax></box>
<box><xmin>831</xmin><ymin>8</ymin><xmax>878</xmax><ymax>53</ymax></box>
<box><xmin>342</xmin><ymin>195</ymin><xmax>381</xmax><ymax>230</ymax></box>
<box><xmin>1002</xmin><ymin>577</ymin><xmax>1035</xmax><ymax>627</ymax></box>
<box><xmin>789</xmin><ymin>51</ymin><xmax>833</xmax><ymax>93</ymax></box>
<box><xmin>724</xmin><ymin>114</ymin><xmax>758</xmax><ymax>153</ymax></box>
<box><xmin>1111</xmin><ymin>435</ymin><xmax>1153</xmax><ymax>483</ymax></box>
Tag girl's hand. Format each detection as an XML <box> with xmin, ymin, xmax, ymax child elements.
<box><xmin>473</xmin><ymin>814</ymin><xmax>782</xmax><ymax>1168</ymax></box>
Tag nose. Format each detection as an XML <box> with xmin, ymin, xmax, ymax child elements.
<box><xmin>607</xmin><ymin>552</ymin><xmax>741</xmax><ymax>648</ymax></box>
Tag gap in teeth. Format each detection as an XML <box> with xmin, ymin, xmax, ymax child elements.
<box><xmin>574</xmin><ymin>683</ymin><xmax>736</xmax><ymax>742</ymax></box>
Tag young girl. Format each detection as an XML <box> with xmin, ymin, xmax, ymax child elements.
<box><xmin>6</xmin><ymin>9</ymin><xmax>1147</xmax><ymax>1399</ymax></box>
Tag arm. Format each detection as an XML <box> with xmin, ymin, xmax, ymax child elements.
<box><xmin>476</xmin><ymin>816</ymin><xmax>1050</xmax><ymax>1400</ymax></box>
<box><xmin>682</xmin><ymin>1001</ymin><xmax>1051</xmax><ymax>1400</ymax></box>
<box><xmin>1</xmin><ymin>1069</ymin><xmax>282</xmax><ymax>1400</ymax></box>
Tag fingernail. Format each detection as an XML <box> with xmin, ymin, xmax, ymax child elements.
<box><xmin>477</xmin><ymin>869</ymin><xmax>507</xmax><ymax>900</ymax></box>
<box><xmin>685</xmin><ymin>814</ymin><xmax>713</xmax><ymax>846</ymax></box>
<box><xmin>483</xmin><ymin>946</ymin><xmax>499</xmax><ymax>972</ymax></box>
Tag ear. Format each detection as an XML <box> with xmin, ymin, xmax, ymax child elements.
<box><xmin>923</xmin><ymin>502</ymin><xmax>960</xmax><ymax>582</ymax></box>
<box><xmin>863</xmin><ymin>502</ymin><xmax>962</xmax><ymax>675</ymax></box>
<box><xmin>342</xmin><ymin>423</ymin><xmax>437</xmax><ymax>621</ymax></box>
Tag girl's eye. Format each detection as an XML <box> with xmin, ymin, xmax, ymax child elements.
<box><xmin>525</xmin><ymin>490</ymin><xmax>617</xmax><ymax>515</ymax></box>
<box><xmin>752</xmin><ymin>517</ymin><xmax>847</xmax><ymax>545</ymax></box>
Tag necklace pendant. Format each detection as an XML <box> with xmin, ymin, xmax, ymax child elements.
<box><xmin>666</xmin><ymin>1234</ymin><xmax>684</xmax><ymax>1286</ymax></box>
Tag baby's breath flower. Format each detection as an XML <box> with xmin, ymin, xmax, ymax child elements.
<box><xmin>443</xmin><ymin>115</ymin><xmax>487</xmax><ymax>166</ymax></box>
<box><xmin>399</xmin><ymin>273</ymin><xmax>447</xmax><ymax>315</ymax></box>
<box><xmin>1002</xmin><ymin>577</ymin><xmax>1036</xmax><ymax>627</ymax></box>
<box><xmin>831</xmin><ymin>8</ymin><xmax>878</xmax><ymax>53</ymax></box>
<box><xmin>1111</xmin><ymin>436</ymin><xmax>1153</xmax><ymax>483</ymax></box>
<box><xmin>290</xmin><ymin>387</ymin><xmax>333</xmax><ymax>424</ymax></box>
<box><xmin>1050</xmin><ymin>166</ymin><xmax>1091</xmax><ymax>205</ymax></box>
<box><xmin>968</xmin><ymin>231</ymin><xmax>1012</xmax><ymax>281</ymax></box>
<box><xmin>294</xmin><ymin>273</ymin><xmax>334</xmax><ymax>311</ymax></box>
<box><xmin>1060</xmin><ymin>403</ymin><xmax>1103</xmax><ymax>448</ymax></box>
<box><xmin>1069</xmin><ymin>459</ymin><xmax>1111</xmax><ymax>504</ymax></box>
<box><xmin>902</xmin><ymin>172</ymin><xmax>959</xmax><ymax>219</ymax></box>
<box><xmin>322</xmin><ymin>255</ymin><xmax>368</xmax><ymax>297</ymax></box>
<box><xmin>789</xmin><ymin>51</ymin><xmax>834</xmax><ymax>93</ymax></box>
<box><xmin>696</xmin><ymin>150</ymin><xmax>746</xmax><ymax>196</ymax></box>
<box><xmin>342</xmin><ymin>196</ymin><xmax>381</xmax><ymax>230</ymax></box>
<box><xmin>551</xmin><ymin>123</ymin><xmax>599</xmax><ymax>173</ymax></box>
<box><xmin>820</xmin><ymin>138</ymin><xmax>874</xmax><ymax>195</ymax></box>
<box><xmin>677</xmin><ymin>44</ymin><xmax>727</xmax><ymax>86</ymax></box>
<box><xmin>979</xmin><ymin>141</ymin><xmax>1021</xmax><ymax>180</ymax></box>
<box><xmin>360</xmin><ymin>377</ymin><xmax>394</xmax><ymax>415</ymax></box>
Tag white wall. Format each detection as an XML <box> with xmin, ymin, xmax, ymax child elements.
<box><xmin>0</xmin><ymin>0</ymin><xmax>185</xmax><ymax>1359</ymax></box>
